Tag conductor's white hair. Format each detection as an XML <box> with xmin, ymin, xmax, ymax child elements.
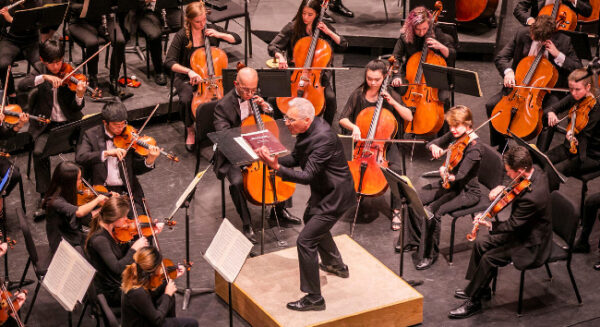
<box><xmin>288</xmin><ymin>97</ymin><xmax>315</xmax><ymax>119</ymax></box>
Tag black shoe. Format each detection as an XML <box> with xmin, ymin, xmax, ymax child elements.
<box><xmin>455</xmin><ymin>288</ymin><xmax>491</xmax><ymax>301</ymax></box>
<box><xmin>88</xmin><ymin>75</ymin><xmax>98</xmax><ymax>89</ymax></box>
<box><xmin>286</xmin><ymin>295</ymin><xmax>326</xmax><ymax>311</ymax></box>
<box><xmin>278</xmin><ymin>208</ymin><xmax>302</xmax><ymax>225</ymax></box>
<box><xmin>403</xmin><ymin>244</ymin><xmax>418</xmax><ymax>253</ymax></box>
<box><xmin>33</xmin><ymin>198</ymin><xmax>45</xmax><ymax>221</ymax></box>
<box><xmin>448</xmin><ymin>299</ymin><xmax>482</xmax><ymax>319</ymax></box>
<box><xmin>572</xmin><ymin>239</ymin><xmax>591</xmax><ymax>253</ymax></box>
<box><xmin>109</xmin><ymin>78</ymin><xmax>122</xmax><ymax>96</ymax></box>
<box><xmin>415</xmin><ymin>256</ymin><xmax>437</xmax><ymax>270</ymax></box>
<box><xmin>329</xmin><ymin>1</ymin><xmax>354</xmax><ymax>18</ymax></box>
<box><xmin>594</xmin><ymin>261</ymin><xmax>600</xmax><ymax>271</ymax></box>
<box><xmin>243</xmin><ymin>225</ymin><xmax>257</xmax><ymax>244</ymax></box>
<box><xmin>319</xmin><ymin>263</ymin><xmax>349</xmax><ymax>278</ymax></box>
<box><xmin>154</xmin><ymin>73</ymin><xmax>167</xmax><ymax>86</ymax></box>
<box><xmin>322</xmin><ymin>12</ymin><xmax>336</xmax><ymax>24</ymax></box>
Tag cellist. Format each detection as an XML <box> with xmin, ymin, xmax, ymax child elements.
<box><xmin>338</xmin><ymin>59</ymin><xmax>412</xmax><ymax>231</ymax></box>
<box><xmin>406</xmin><ymin>106</ymin><xmax>483</xmax><ymax>271</ymax></box>
<box><xmin>268</xmin><ymin>0</ymin><xmax>348</xmax><ymax>125</ymax></box>
<box><xmin>485</xmin><ymin>15</ymin><xmax>581</xmax><ymax>152</ymax></box>
<box><xmin>514</xmin><ymin>0</ymin><xmax>592</xmax><ymax>26</ymax></box>
<box><xmin>390</xmin><ymin>6</ymin><xmax>456</xmax><ymax>119</ymax></box>
<box><xmin>164</xmin><ymin>1</ymin><xmax>241</xmax><ymax>151</ymax></box>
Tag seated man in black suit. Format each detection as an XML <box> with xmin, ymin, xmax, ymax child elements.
<box><xmin>213</xmin><ymin>67</ymin><xmax>301</xmax><ymax>244</ymax></box>
<box><xmin>17</xmin><ymin>38</ymin><xmax>87</xmax><ymax>218</ymax></box>
<box><xmin>449</xmin><ymin>146</ymin><xmax>552</xmax><ymax>318</ymax></box>
<box><xmin>514</xmin><ymin>0</ymin><xmax>592</xmax><ymax>26</ymax></box>
<box><xmin>75</xmin><ymin>102</ymin><xmax>159</xmax><ymax>214</ymax></box>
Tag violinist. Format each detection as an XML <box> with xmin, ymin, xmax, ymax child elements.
<box><xmin>256</xmin><ymin>98</ymin><xmax>355</xmax><ymax>312</ymax></box>
<box><xmin>390</xmin><ymin>6</ymin><xmax>456</xmax><ymax>112</ymax></box>
<box><xmin>267</xmin><ymin>0</ymin><xmax>348</xmax><ymax>125</ymax></box>
<box><xmin>213</xmin><ymin>67</ymin><xmax>300</xmax><ymax>244</ymax></box>
<box><xmin>136</xmin><ymin>0</ymin><xmax>182</xmax><ymax>86</ymax></box>
<box><xmin>485</xmin><ymin>14</ymin><xmax>581</xmax><ymax>152</ymax></box>
<box><xmin>0</xmin><ymin>240</ymin><xmax>26</xmax><ymax>327</ymax></box>
<box><xmin>514</xmin><ymin>0</ymin><xmax>592</xmax><ymax>25</ymax></box>
<box><xmin>75</xmin><ymin>102</ymin><xmax>160</xmax><ymax>215</ymax></box>
<box><xmin>85</xmin><ymin>196</ymin><xmax>152</xmax><ymax>307</ymax></box>
<box><xmin>339</xmin><ymin>59</ymin><xmax>412</xmax><ymax>230</ymax></box>
<box><xmin>121</xmin><ymin>246</ymin><xmax>198</xmax><ymax>327</ymax></box>
<box><xmin>449</xmin><ymin>146</ymin><xmax>551</xmax><ymax>319</ymax></box>
<box><xmin>43</xmin><ymin>161</ymin><xmax>111</xmax><ymax>254</ymax></box>
<box><xmin>164</xmin><ymin>1</ymin><xmax>241</xmax><ymax>151</ymax></box>
<box><xmin>68</xmin><ymin>0</ymin><xmax>126</xmax><ymax>95</ymax></box>
<box><xmin>546</xmin><ymin>68</ymin><xmax>600</xmax><ymax>189</ymax></box>
<box><xmin>0</xmin><ymin>0</ymin><xmax>42</xmax><ymax>104</ymax></box>
<box><xmin>408</xmin><ymin>106</ymin><xmax>483</xmax><ymax>270</ymax></box>
<box><xmin>17</xmin><ymin>38</ymin><xmax>86</xmax><ymax>219</ymax></box>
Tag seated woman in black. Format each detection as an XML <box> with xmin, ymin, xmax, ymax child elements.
<box><xmin>338</xmin><ymin>59</ymin><xmax>413</xmax><ymax>230</ymax></box>
<box><xmin>44</xmin><ymin>161</ymin><xmax>109</xmax><ymax>254</ymax></box>
<box><xmin>121</xmin><ymin>246</ymin><xmax>197</xmax><ymax>327</ymax></box>
<box><xmin>164</xmin><ymin>1</ymin><xmax>241</xmax><ymax>151</ymax></box>
<box><xmin>86</xmin><ymin>196</ymin><xmax>151</xmax><ymax>307</ymax></box>
<box><xmin>268</xmin><ymin>0</ymin><xmax>348</xmax><ymax>125</ymax></box>
<box><xmin>408</xmin><ymin>105</ymin><xmax>482</xmax><ymax>270</ymax></box>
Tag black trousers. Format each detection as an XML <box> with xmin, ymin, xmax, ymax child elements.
<box><xmin>69</xmin><ymin>18</ymin><xmax>125</xmax><ymax>78</ymax></box>
<box><xmin>386</xmin><ymin>142</ymin><xmax>404</xmax><ymax>210</ymax></box>
<box><xmin>485</xmin><ymin>90</ymin><xmax>560</xmax><ymax>152</ymax></box>
<box><xmin>33</xmin><ymin>133</ymin><xmax>51</xmax><ymax>194</ymax></box>
<box><xmin>322</xmin><ymin>83</ymin><xmax>337</xmax><ymax>125</ymax></box>
<box><xmin>138</xmin><ymin>8</ymin><xmax>182</xmax><ymax>75</ymax></box>
<box><xmin>408</xmin><ymin>183</ymin><xmax>479</xmax><ymax>261</ymax></box>
<box><xmin>0</xmin><ymin>37</ymin><xmax>39</xmax><ymax>95</ymax></box>
<box><xmin>547</xmin><ymin>145</ymin><xmax>600</xmax><ymax>190</ymax></box>
<box><xmin>298</xmin><ymin>209</ymin><xmax>344</xmax><ymax>295</ymax></box>
<box><xmin>225</xmin><ymin>165</ymin><xmax>252</xmax><ymax>227</ymax></box>
<box><xmin>578</xmin><ymin>192</ymin><xmax>600</xmax><ymax>248</ymax></box>
<box><xmin>173</xmin><ymin>76</ymin><xmax>195</xmax><ymax>128</ymax></box>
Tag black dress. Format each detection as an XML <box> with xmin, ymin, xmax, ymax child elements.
<box><xmin>45</xmin><ymin>195</ymin><xmax>89</xmax><ymax>254</ymax></box>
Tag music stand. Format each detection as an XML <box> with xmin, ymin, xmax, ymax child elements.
<box><xmin>381</xmin><ymin>167</ymin><xmax>425</xmax><ymax>287</ymax></box>
<box><xmin>39</xmin><ymin>114</ymin><xmax>103</xmax><ymax>159</ymax></box>
<box><xmin>222</xmin><ymin>69</ymin><xmax>291</xmax><ymax>97</ymax></box>
<box><xmin>11</xmin><ymin>3</ymin><xmax>68</xmax><ymax>35</ymax></box>
<box><xmin>422</xmin><ymin>63</ymin><xmax>482</xmax><ymax>107</ymax></box>
<box><xmin>560</xmin><ymin>30</ymin><xmax>593</xmax><ymax>61</ymax></box>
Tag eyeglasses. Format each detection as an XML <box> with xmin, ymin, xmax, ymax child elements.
<box><xmin>236</xmin><ymin>84</ymin><xmax>258</xmax><ymax>94</ymax></box>
<box><xmin>283</xmin><ymin>115</ymin><xmax>299</xmax><ymax>123</ymax></box>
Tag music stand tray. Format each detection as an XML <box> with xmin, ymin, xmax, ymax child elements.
<box><xmin>11</xmin><ymin>3</ymin><xmax>68</xmax><ymax>34</ymax></box>
<box><xmin>508</xmin><ymin>130</ymin><xmax>567</xmax><ymax>184</ymax></box>
<box><xmin>41</xmin><ymin>114</ymin><xmax>103</xmax><ymax>159</ymax></box>
<box><xmin>560</xmin><ymin>30</ymin><xmax>593</xmax><ymax>61</ymax></box>
<box><xmin>422</xmin><ymin>63</ymin><xmax>482</xmax><ymax>97</ymax></box>
<box><xmin>222</xmin><ymin>69</ymin><xmax>291</xmax><ymax>98</ymax></box>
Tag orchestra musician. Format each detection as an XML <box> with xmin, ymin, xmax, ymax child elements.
<box><xmin>17</xmin><ymin>38</ymin><xmax>87</xmax><ymax>219</ymax></box>
<box><xmin>43</xmin><ymin>161</ymin><xmax>110</xmax><ymax>254</ymax></box>
<box><xmin>449</xmin><ymin>146</ymin><xmax>551</xmax><ymax>319</ymax></box>
<box><xmin>513</xmin><ymin>0</ymin><xmax>592</xmax><ymax>26</ymax></box>
<box><xmin>407</xmin><ymin>106</ymin><xmax>483</xmax><ymax>270</ymax></box>
<box><xmin>121</xmin><ymin>246</ymin><xmax>198</xmax><ymax>327</ymax></box>
<box><xmin>485</xmin><ymin>14</ymin><xmax>582</xmax><ymax>152</ymax></box>
<box><xmin>75</xmin><ymin>102</ymin><xmax>160</xmax><ymax>214</ymax></box>
<box><xmin>136</xmin><ymin>0</ymin><xmax>182</xmax><ymax>86</ymax></box>
<box><xmin>0</xmin><ymin>109</ymin><xmax>28</xmax><ymax>221</ymax></box>
<box><xmin>0</xmin><ymin>0</ymin><xmax>42</xmax><ymax>103</ymax></box>
<box><xmin>213</xmin><ymin>67</ymin><xmax>301</xmax><ymax>244</ymax></box>
<box><xmin>164</xmin><ymin>1</ymin><xmax>241</xmax><ymax>151</ymax></box>
<box><xmin>545</xmin><ymin>68</ymin><xmax>600</xmax><ymax>190</ymax></box>
<box><xmin>338</xmin><ymin>59</ymin><xmax>413</xmax><ymax>231</ymax></box>
<box><xmin>256</xmin><ymin>98</ymin><xmax>355</xmax><ymax>312</ymax></box>
<box><xmin>573</xmin><ymin>192</ymin><xmax>600</xmax><ymax>270</ymax></box>
<box><xmin>85</xmin><ymin>196</ymin><xmax>153</xmax><ymax>307</ymax></box>
<box><xmin>0</xmin><ymin>240</ymin><xmax>26</xmax><ymax>327</ymax></box>
<box><xmin>391</xmin><ymin>6</ymin><xmax>456</xmax><ymax>116</ymax></box>
<box><xmin>68</xmin><ymin>0</ymin><xmax>126</xmax><ymax>95</ymax></box>
<box><xmin>268</xmin><ymin>0</ymin><xmax>348</xmax><ymax>125</ymax></box>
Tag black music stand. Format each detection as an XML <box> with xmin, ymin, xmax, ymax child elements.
<box><xmin>560</xmin><ymin>30</ymin><xmax>593</xmax><ymax>61</ymax></box>
<box><xmin>39</xmin><ymin>114</ymin><xmax>103</xmax><ymax>159</ymax></box>
<box><xmin>11</xmin><ymin>3</ymin><xmax>68</xmax><ymax>35</ymax></box>
<box><xmin>381</xmin><ymin>167</ymin><xmax>425</xmax><ymax>287</ymax></box>
<box><xmin>222</xmin><ymin>69</ymin><xmax>291</xmax><ymax>97</ymax></box>
<box><xmin>208</xmin><ymin>119</ymin><xmax>295</xmax><ymax>255</ymax></box>
<box><xmin>422</xmin><ymin>63</ymin><xmax>482</xmax><ymax>107</ymax></box>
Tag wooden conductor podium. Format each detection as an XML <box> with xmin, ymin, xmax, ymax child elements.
<box><xmin>215</xmin><ymin>235</ymin><xmax>423</xmax><ymax>327</ymax></box>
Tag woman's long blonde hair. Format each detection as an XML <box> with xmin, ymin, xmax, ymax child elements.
<box><xmin>121</xmin><ymin>247</ymin><xmax>162</xmax><ymax>293</ymax></box>
<box><xmin>184</xmin><ymin>1</ymin><xmax>208</xmax><ymax>48</ymax></box>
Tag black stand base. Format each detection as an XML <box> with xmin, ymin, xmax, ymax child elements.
<box><xmin>176</xmin><ymin>287</ymin><xmax>214</xmax><ymax>310</ymax></box>
<box><xmin>7</xmin><ymin>279</ymin><xmax>34</xmax><ymax>291</ymax></box>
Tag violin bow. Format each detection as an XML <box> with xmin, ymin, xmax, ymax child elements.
<box><xmin>0</xmin><ymin>65</ymin><xmax>11</xmax><ymax>126</ymax></box>
<box><xmin>141</xmin><ymin>198</ymin><xmax>171</xmax><ymax>283</ymax></box>
<box><xmin>436</xmin><ymin>111</ymin><xmax>501</xmax><ymax>158</ymax></box>
<box><xmin>59</xmin><ymin>42</ymin><xmax>112</xmax><ymax>84</ymax></box>
<box><xmin>122</xmin><ymin>103</ymin><xmax>160</xmax><ymax>154</ymax></box>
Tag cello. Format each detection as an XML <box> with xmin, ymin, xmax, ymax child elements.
<box><xmin>276</xmin><ymin>0</ymin><xmax>331</xmax><ymax>116</ymax></box>
<box><xmin>579</xmin><ymin>0</ymin><xmax>600</xmax><ymax>22</ymax></box>
<box><xmin>455</xmin><ymin>0</ymin><xmax>499</xmax><ymax>23</ymax></box>
<box><xmin>402</xmin><ymin>2</ymin><xmax>445</xmax><ymax>136</ymax></box>
<box><xmin>538</xmin><ymin>0</ymin><xmax>578</xmax><ymax>30</ymax></box>
<box><xmin>189</xmin><ymin>32</ymin><xmax>227</xmax><ymax>119</ymax></box>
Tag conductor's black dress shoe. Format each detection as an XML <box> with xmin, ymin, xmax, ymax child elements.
<box><xmin>286</xmin><ymin>295</ymin><xmax>326</xmax><ymax>311</ymax></box>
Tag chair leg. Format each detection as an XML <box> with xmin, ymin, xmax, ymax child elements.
<box><xmin>24</xmin><ymin>280</ymin><xmax>42</xmax><ymax>323</ymax></box>
<box><xmin>26</xmin><ymin>148</ymin><xmax>32</xmax><ymax>179</ymax></box>
<box><xmin>544</xmin><ymin>263</ymin><xmax>553</xmax><ymax>280</ymax></box>
<box><xmin>518</xmin><ymin>270</ymin><xmax>525</xmax><ymax>315</ymax></box>
<box><xmin>580</xmin><ymin>182</ymin><xmax>588</xmax><ymax>224</ymax></box>
<box><xmin>18</xmin><ymin>177</ymin><xmax>26</xmax><ymax>214</ymax></box>
<box><xmin>221</xmin><ymin>179</ymin><xmax>226</xmax><ymax>219</ymax></box>
<box><xmin>491</xmin><ymin>269</ymin><xmax>497</xmax><ymax>294</ymax></box>
<box><xmin>566</xmin><ymin>261</ymin><xmax>583</xmax><ymax>304</ymax></box>
<box><xmin>18</xmin><ymin>258</ymin><xmax>31</xmax><ymax>289</ymax></box>
<box><xmin>167</xmin><ymin>75</ymin><xmax>175</xmax><ymax>122</ymax></box>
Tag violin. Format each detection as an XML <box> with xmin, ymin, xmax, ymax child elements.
<box><xmin>276</xmin><ymin>0</ymin><xmax>331</xmax><ymax>116</ymax></box>
<box><xmin>566</xmin><ymin>95</ymin><xmax>596</xmax><ymax>154</ymax></box>
<box><xmin>347</xmin><ymin>56</ymin><xmax>398</xmax><ymax>197</ymax></box>
<box><xmin>467</xmin><ymin>173</ymin><xmax>532</xmax><ymax>241</ymax></box>
<box><xmin>1</xmin><ymin>104</ymin><xmax>50</xmax><ymax>125</ymax></box>
<box><xmin>189</xmin><ymin>31</ymin><xmax>227</xmax><ymax>119</ymax></box>
<box><xmin>149</xmin><ymin>259</ymin><xmax>193</xmax><ymax>289</ymax></box>
<box><xmin>57</xmin><ymin>63</ymin><xmax>102</xmax><ymax>99</ymax></box>
<box><xmin>113</xmin><ymin>125</ymin><xmax>180</xmax><ymax>162</ymax></box>
<box><xmin>402</xmin><ymin>1</ymin><xmax>445</xmax><ymax>136</ymax></box>
<box><xmin>112</xmin><ymin>215</ymin><xmax>172</xmax><ymax>244</ymax></box>
<box><xmin>441</xmin><ymin>135</ymin><xmax>474</xmax><ymax>189</ymax></box>
<box><xmin>455</xmin><ymin>0</ymin><xmax>499</xmax><ymax>23</ymax></box>
<box><xmin>0</xmin><ymin>282</ymin><xmax>26</xmax><ymax>327</ymax></box>
<box><xmin>77</xmin><ymin>183</ymin><xmax>111</xmax><ymax>206</ymax></box>
<box><xmin>538</xmin><ymin>0</ymin><xmax>578</xmax><ymax>31</ymax></box>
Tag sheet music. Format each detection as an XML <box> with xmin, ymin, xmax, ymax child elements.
<box><xmin>234</xmin><ymin>136</ymin><xmax>259</xmax><ymax>160</ymax></box>
<box><xmin>204</xmin><ymin>219</ymin><xmax>253</xmax><ymax>283</ymax></box>
<box><xmin>42</xmin><ymin>240</ymin><xmax>96</xmax><ymax>311</ymax></box>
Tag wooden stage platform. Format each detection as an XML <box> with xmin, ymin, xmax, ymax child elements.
<box><xmin>215</xmin><ymin>234</ymin><xmax>423</xmax><ymax>327</ymax></box>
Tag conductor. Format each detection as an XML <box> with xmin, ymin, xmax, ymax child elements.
<box><xmin>256</xmin><ymin>97</ymin><xmax>355</xmax><ymax>311</ymax></box>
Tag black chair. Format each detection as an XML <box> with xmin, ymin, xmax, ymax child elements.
<box><xmin>494</xmin><ymin>191</ymin><xmax>583</xmax><ymax>315</ymax></box>
<box><xmin>167</xmin><ymin>72</ymin><xmax>179</xmax><ymax>122</ymax></box>
<box><xmin>572</xmin><ymin>170</ymin><xmax>600</xmax><ymax>223</ymax></box>
<box><xmin>97</xmin><ymin>294</ymin><xmax>120</xmax><ymax>327</ymax></box>
<box><xmin>444</xmin><ymin>143</ymin><xmax>504</xmax><ymax>264</ymax></box>
<box><xmin>207</xmin><ymin>0</ymin><xmax>252</xmax><ymax>64</ymax></box>
<box><xmin>16</xmin><ymin>208</ymin><xmax>51</xmax><ymax>323</ymax></box>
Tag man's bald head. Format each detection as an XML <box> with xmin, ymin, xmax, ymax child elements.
<box><xmin>235</xmin><ymin>67</ymin><xmax>258</xmax><ymax>100</ymax></box>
